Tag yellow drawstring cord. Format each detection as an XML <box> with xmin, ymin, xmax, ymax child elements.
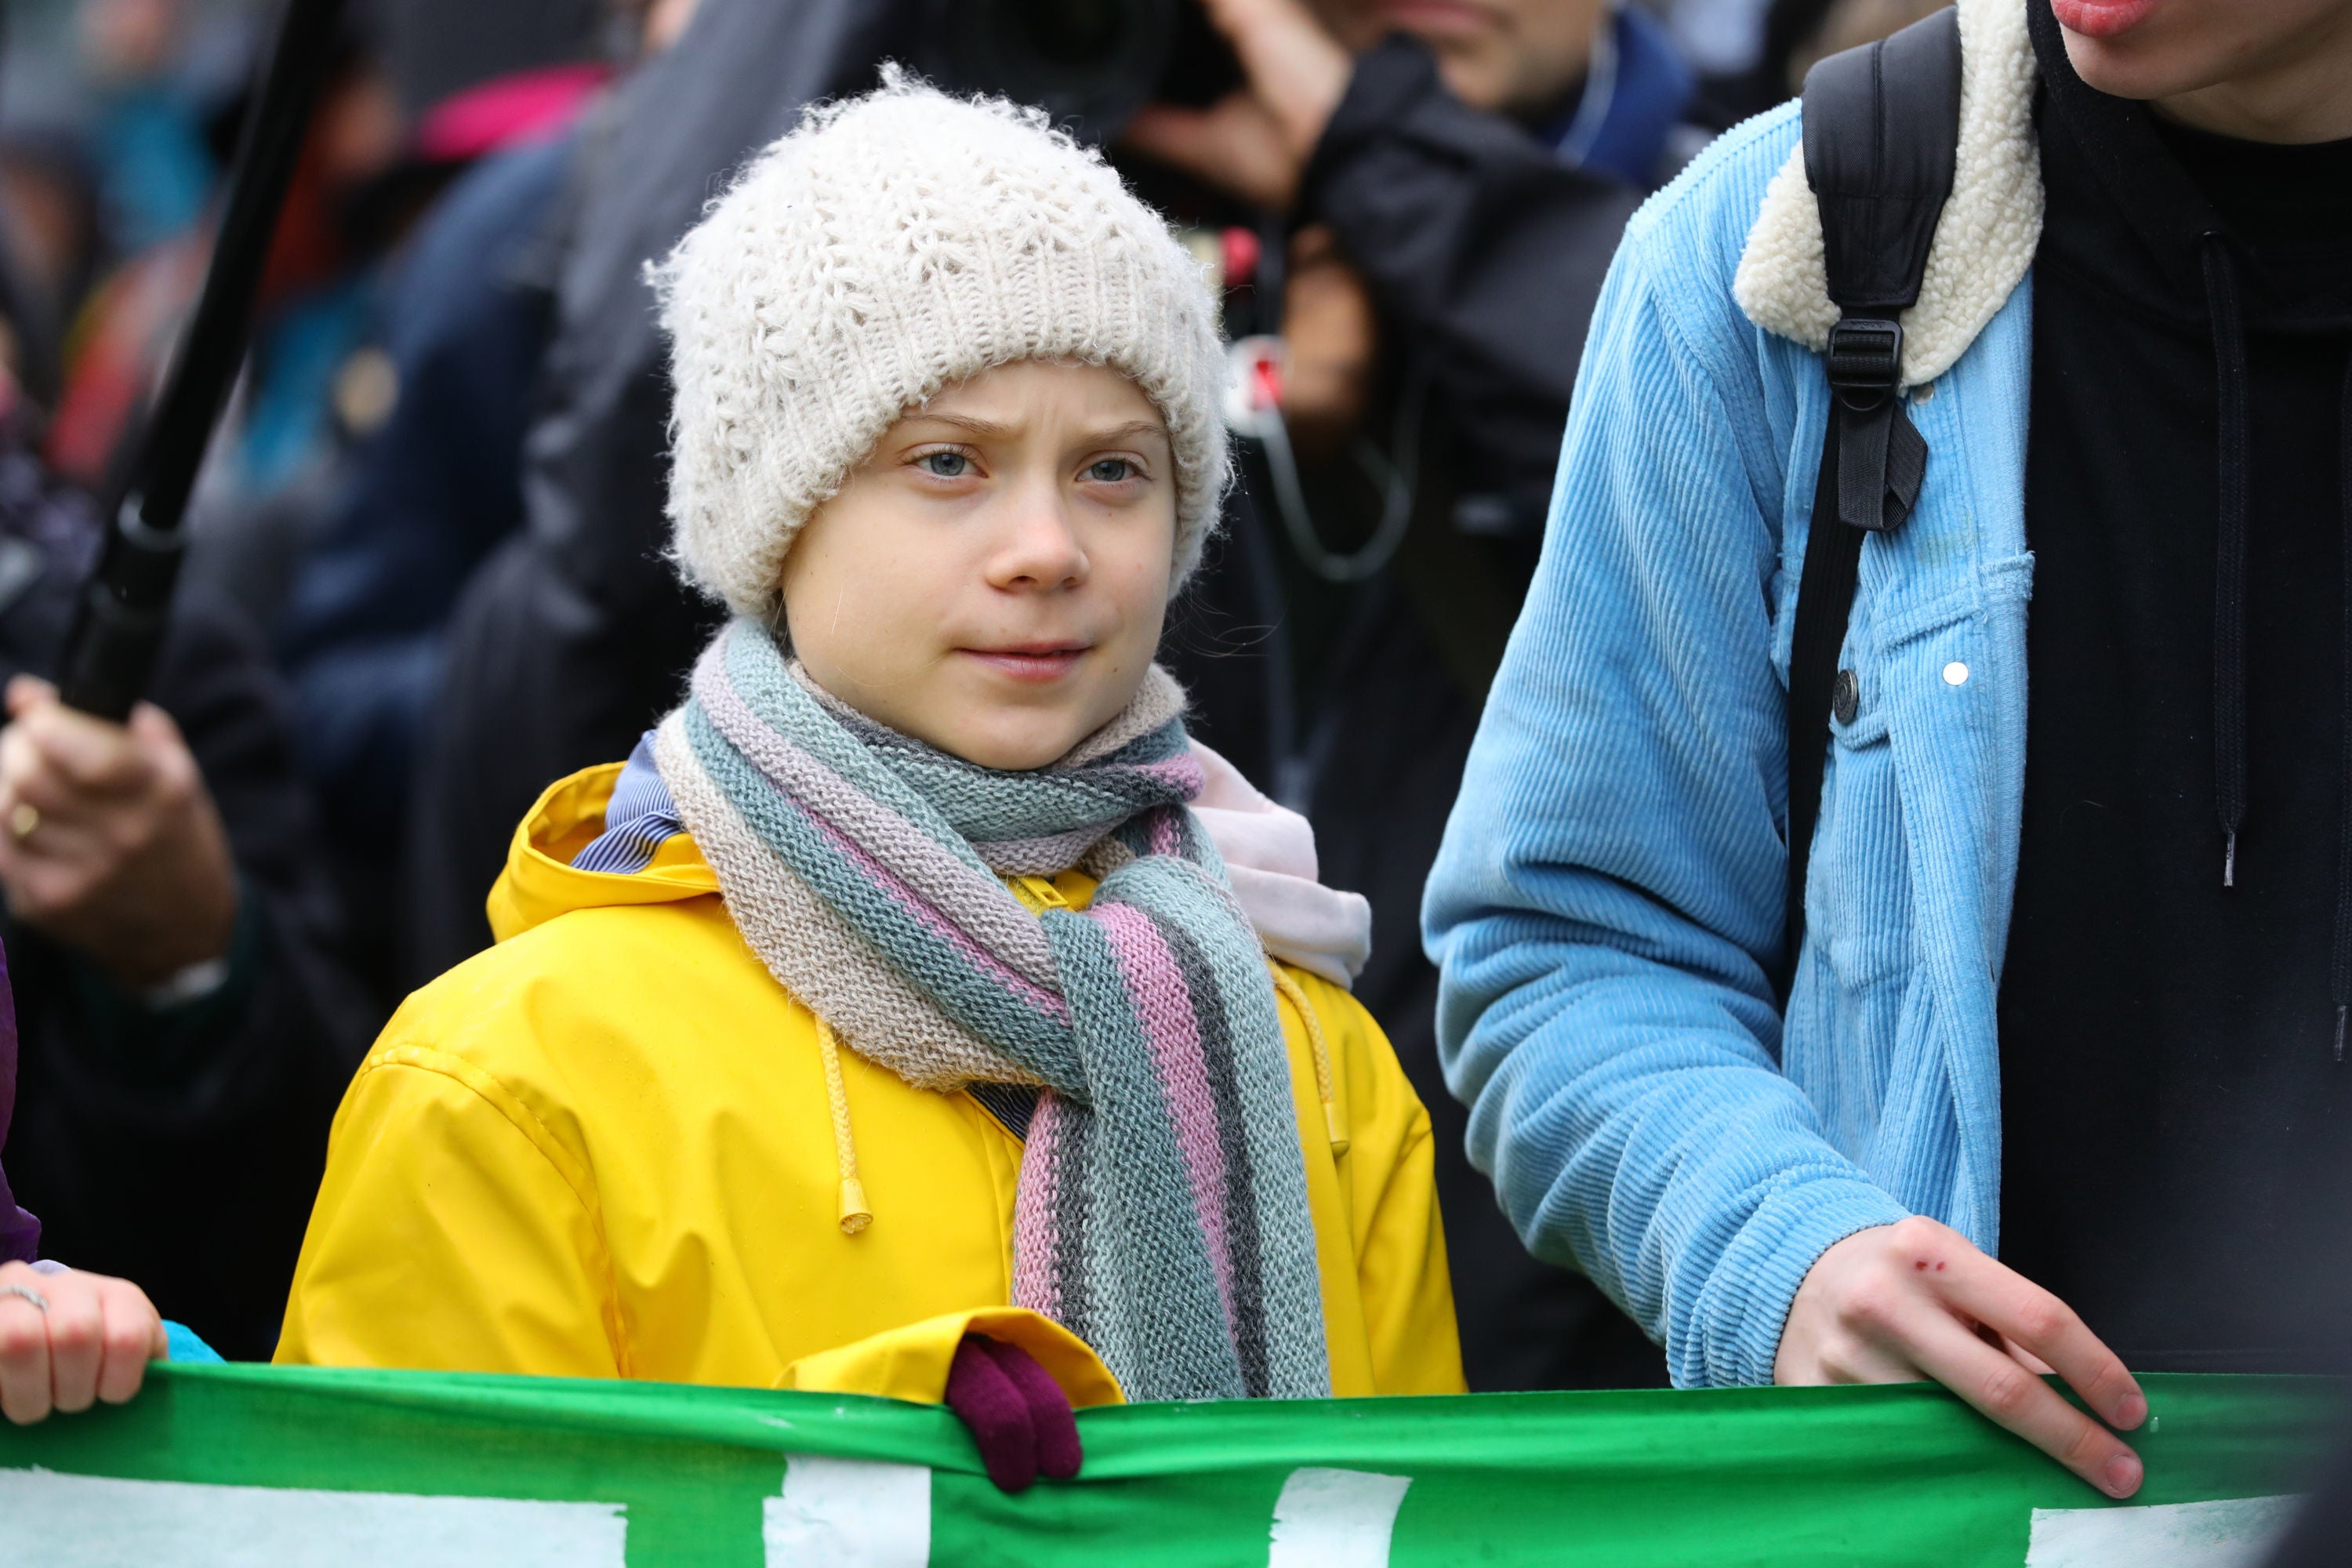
<box><xmin>815</xmin><ymin>1016</ymin><xmax>873</xmax><ymax>1234</ymax></box>
<box><xmin>1270</xmin><ymin>966</ymin><xmax>1348</xmax><ymax>1156</ymax></box>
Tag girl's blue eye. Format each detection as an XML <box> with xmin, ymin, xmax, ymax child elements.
<box><xmin>919</xmin><ymin>452</ymin><xmax>970</xmax><ymax>477</ymax></box>
<box><xmin>1087</xmin><ymin>458</ymin><xmax>1135</xmax><ymax>483</ymax></box>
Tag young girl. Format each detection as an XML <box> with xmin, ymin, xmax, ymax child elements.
<box><xmin>277</xmin><ymin>79</ymin><xmax>1462</xmax><ymax>1465</ymax></box>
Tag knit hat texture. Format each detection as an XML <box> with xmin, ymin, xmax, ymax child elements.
<box><xmin>654</xmin><ymin>73</ymin><xmax>1231</xmax><ymax>620</ymax></box>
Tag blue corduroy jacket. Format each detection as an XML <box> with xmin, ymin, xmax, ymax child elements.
<box><xmin>1423</xmin><ymin>0</ymin><xmax>2050</xmax><ymax>1390</ymax></box>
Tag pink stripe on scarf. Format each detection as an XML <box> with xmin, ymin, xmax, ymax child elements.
<box><xmin>1091</xmin><ymin>902</ymin><xmax>1239</xmax><ymax>1323</ymax></box>
<box><xmin>1141</xmin><ymin>752</ymin><xmax>1207</xmax><ymax>795</ymax></box>
<box><xmin>1148</xmin><ymin>806</ymin><xmax>1185</xmax><ymax>859</ymax></box>
<box><xmin>1011</xmin><ymin>1094</ymin><xmax>1069</xmax><ymax>1316</ymax></box>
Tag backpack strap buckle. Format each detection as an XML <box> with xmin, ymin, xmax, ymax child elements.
<box><xmin>1825</xmin><ymin>317</ymin><xmax>1904</xmax><ymax>412</ymax></box>
<box><xmin>1823</xmin><ymin>314</ymin><xmax>1924</xmax><ymax>535</ymax></box>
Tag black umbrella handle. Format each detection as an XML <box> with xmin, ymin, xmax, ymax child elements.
<box><xmin>57</xmin><ymin>0</ymin><xmax>347</xmax><ymax>721</ymax></box>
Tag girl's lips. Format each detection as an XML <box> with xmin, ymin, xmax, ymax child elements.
<box><xmin>2050</xmin><ymin>0</ymin><xmax>2161</xmax><ymax>40</ymax></box>
<box><xmin>959</xmin><ymin>647</ymin><xmax>1087</xmax><ymax>683</ymax></box>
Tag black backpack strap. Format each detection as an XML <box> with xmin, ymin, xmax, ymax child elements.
<box><xmin>1777</xmin><ymin>7</ymin><xmax>1962</xmax><ymax>1000</ymax></box>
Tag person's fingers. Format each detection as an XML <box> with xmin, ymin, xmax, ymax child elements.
<box><xmin>1932</xmin><ymin>1247</ymin><xmax>2145</xmax><ymax>1432</ymax></box>
<box><xmin>978</xmin><ymin>1338</ymin><xmax>1080</xmax><ymax>1482</ymax></box>
<box><xmin>0</xmin><ymin>1276</ymin><xmax>53</xmax><ymax>1425</ymax></box>
<box><xmin>1123</xmin><ymin>94</ymin><xmax>1294</xmax><ymax>197</ymax></box>
<box><xmin>15</xmin><ymin>699</ymin><xmax>152</xmax><ymax>797</ymax></box>
<box><xmin>127</xmin><ymin>701</ymin><xmax>195</xmax><ymax>768</ymax></box>
<box><xmin>95</xmin><ymin>1276</ymin><xmax>162</xmax><ymax>1404</ymax></box>
<box><xmin>42</xmin><ymin>1275</ymin><xmax>103</xmax><ymax>1415</ymax></box>
<box><xmin>126</xmin><ymin>702</ymin><xmax>205</xmax><ymax>835</ymax></box>
<box><xmin>1904</xmin><ymin>1307</ymin><xmax>2142</xmax><ymax>1498</ymax></box>
<box><xmin>2</xmin><ymin>742</ymin><xmax>120</xmax><ymax>827</ymax></box>
<box><xmin>5</xmin><ymin>673</ymin><xmax>55</xmax><ymax>719</ymax></box>
<box><xmin>1796</xmin><ymin>1325</ymin><xmax>1926</xmax><ymax>1386</ymax></box>
<box><xmin>0</xmin><ymin>716</ymin><xmax>40</xmax><ymax>803</ymax></box>
<box><xmin>0</xmin><ymin>813</ymin><xmax>114</xmax><ymax>914</ymax></box>
<box><xmin>0</xmin><ymin>707</ymin><xmax>195</xmax><ymax>888</ymax></box>
<box><xmin>1202</xmin><ymin>0</ymin><xmax>1316</xmax><ymax>82</ymax></box>
<box><xmin>1196</xmin><ymin>0</ymin><xmax>1294</xmax><ymax>52</ymax></box>
<box><xmin>1120</xmin><ymin>103</ymin><xmax>1228</xmax><ymax>180</ymax></box>
<box><xmin>1198</xmin><ymin>0</ymin><xmax>1341</xmax><ymax>86</ymax></box>
<box><xmin>1998</xmin><ymin>1333</ymin><xmax>2056</xmax><ymax>1376</ymax></box>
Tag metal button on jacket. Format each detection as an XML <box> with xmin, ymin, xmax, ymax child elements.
<box><xmin>1831</xmin><ymin>668</ymin><xmax>1860</xmax><ymax>726</ymax></box>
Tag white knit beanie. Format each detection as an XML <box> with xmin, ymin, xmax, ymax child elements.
<box><xmin>652</xmin><ymin>72</ymin><xmax>1232</xmax><ymax>621</ymax></box>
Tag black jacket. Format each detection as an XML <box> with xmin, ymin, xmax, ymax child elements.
<box><xmin>0</xmin><ymin>430</ymin><xmax>373</xmax><ymax>1359</ymax></box>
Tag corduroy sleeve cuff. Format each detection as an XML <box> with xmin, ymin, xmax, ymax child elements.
<box><xmin>1681</xmin><ymin>1178</ymin><xmax>1913</xmax><ymax>1390</ymax></box>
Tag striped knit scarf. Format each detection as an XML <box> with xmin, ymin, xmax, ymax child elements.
<box><xmin>653</xmin><ymin>620</ymin><xmax>1330</xmax><ymax>1402</ymax></box>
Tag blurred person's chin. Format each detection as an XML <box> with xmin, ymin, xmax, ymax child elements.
<box><xmin>2055</xmin><ymin>0</ymin><xmax>2352</xmax><ymax>125</ymax></box>
<box><xmin>1367</xmin><ymin>0</ymin><xmax>1606</xmax><ymax>119</ymax></box>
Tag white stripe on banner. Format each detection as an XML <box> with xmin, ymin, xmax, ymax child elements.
<box><xmin>2024</xmin><ymin>1494</ymin><xmax>2302</xmax><ymax>1568</ymax></box>
<box><xmin>1266</xmin><ymin>1465</ymin><xmax>1414</xmax><ymax>1568</ymax></box>
<box><xmin>0</xmin><ymin>1465</ymin><xmax>627</xmax><ymax>1566</ymax></box>
<box><xmin>764</xmin><ymin>1454</ymin><xmax>931</xmax><ymax>1566</ymax></box>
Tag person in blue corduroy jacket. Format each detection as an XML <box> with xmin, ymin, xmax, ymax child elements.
<box><xmin>1425</xmin><ymin>0</ymin><xmax>2352</xmax><ymax>1499</ymax></box>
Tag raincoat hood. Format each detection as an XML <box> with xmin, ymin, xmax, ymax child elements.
<box><xmin>486</xmin><ymin>764</ymin><xmax>717</xmax><ymax>943</ymax></box>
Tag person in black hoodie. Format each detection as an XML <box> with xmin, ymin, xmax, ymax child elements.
<box><xmin>1992</xmin><ymin>0</ymin><xmax>2352</xmax><ymax>1379</ymax></box>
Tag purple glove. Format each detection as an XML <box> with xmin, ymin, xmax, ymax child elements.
<box><xmin>945</xmin><ymin>1334</ymin><xmax>1082</xmax><ymax>1494</ymax></box>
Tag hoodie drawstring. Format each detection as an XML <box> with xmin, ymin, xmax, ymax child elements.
<box><xmin>815</xmin><ymin>1016</ymin><xmax>873</xmax><ymax>1234</ymax></box>
<box><xmin>2335</xmin><ymin>354</ymin><xmax>2352</xmax><ymax>1061</ymax></box>
<box><xmin>2205</xmin><ymin>236</ymin><xmax>2352</xmax><ymax>1060</ymax></box>
<box><xmin>2201</xmin><ymin>236</ymin><xmax>2251</xmax><ymax>890</ymax></box>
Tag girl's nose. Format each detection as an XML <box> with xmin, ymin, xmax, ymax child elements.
<box><xmin>987</xmin><ymin>486</ymin><xmax>1089</xmax><ymax>590</ymax></box>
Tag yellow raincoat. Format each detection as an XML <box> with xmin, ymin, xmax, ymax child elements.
<box><xmin>278</xmin><ymin>764</ymin><xmax>1464</xmax><ymax>1407</ymax></box>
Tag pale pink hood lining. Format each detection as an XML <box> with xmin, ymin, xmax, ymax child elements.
<box><xmin>1189</xmin><ymin>741</ymin><xmax>1373</xmax><ymax>989</ymax></box>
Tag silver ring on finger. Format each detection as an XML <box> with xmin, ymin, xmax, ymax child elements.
<box><xmin>0</xmin><ymin>1281</ymin><xmax>49</xmax><ymax>1313</ymax></box>
<box><xmin>6</xmin><ymin>801</ymin><xmax>36</xmax><ymax>841</ymax></box>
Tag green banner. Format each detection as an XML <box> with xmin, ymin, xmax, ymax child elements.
<box><xmin>1</xmin><ymin>1362</ymin><xmax>2338</xmax><ymax>1566</ymax></box>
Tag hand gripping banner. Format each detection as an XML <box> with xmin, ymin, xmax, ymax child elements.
<box><xmin>0</xmin><ymin>1363</ymin><xmax>2336</xmax><ymax>1566</ymax></box>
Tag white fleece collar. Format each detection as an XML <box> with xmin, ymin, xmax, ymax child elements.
<box><xmin>1733</xmin><ymin>0</ymin><xmax>2042</xmax><ymax>389</ymax></box>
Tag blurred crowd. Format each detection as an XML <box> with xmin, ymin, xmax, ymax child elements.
<box><xmin>0</xmin><ymin>0</ymin><xmax>1929</xmax><ymax>1375</ymax></box>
